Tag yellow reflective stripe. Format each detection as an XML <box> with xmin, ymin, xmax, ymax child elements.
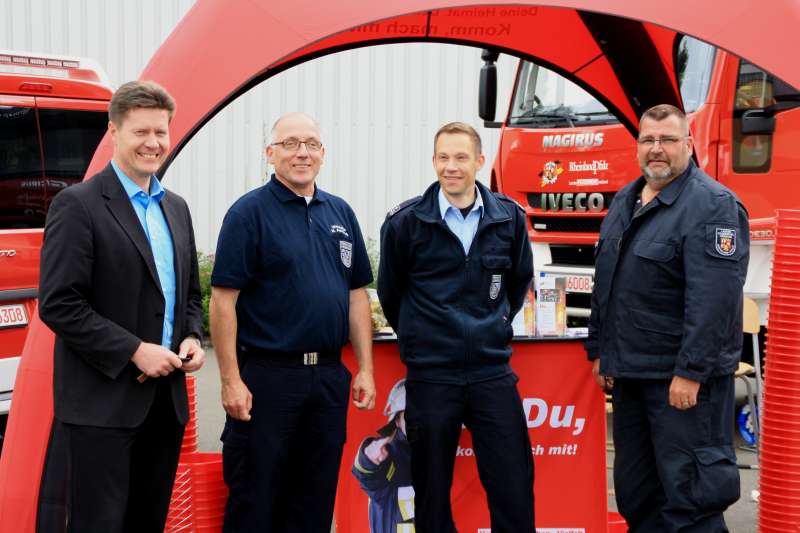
<box><xmin>397</xmin><ymin>524</ymin><xmax>415</xmax><ymax>533</ymax></box>
<box><xmin>353</xmin><ymin>458</ymin><xmax>373</xmax><ymax>475</ymax></box>
<box><xmin>353</xmin><ymin>443</ymin><xmax>378</xmax><ymax>475</ymax></box>
<box><xmin>386</xmin><ymin>461</ymin><xmax>396</xmax><ymax>481</ymax></box>
<box><xmin>398</xmin><ymin>485</ymin><xmax>415</xmax><ymax>521</ymax></box>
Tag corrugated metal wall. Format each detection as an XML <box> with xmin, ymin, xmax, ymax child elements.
<box><xmin>1</xmin><ymin>0</ymin><xmax>517</xmax><ymax>251</ymax></box>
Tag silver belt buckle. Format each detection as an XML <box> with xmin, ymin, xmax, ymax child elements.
<box><xmin>303</xmin><ymin>352</ymin><xmax>318</xmax><ymax>365</ymax></box>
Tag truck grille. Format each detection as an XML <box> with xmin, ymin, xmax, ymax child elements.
<box><xmin>566</xmin><ymin>292</ymin><xmax>592</xmax><ymax>309</ymax></box>
<box><xmin>549</xmin><ymin>245</ymin><xmax>595</xmax><ymax>266</ymax></box>
<box><xmin>530</xmin><ymin>216</ymin><xmax>603</xmax><ymax>233</ymax></box>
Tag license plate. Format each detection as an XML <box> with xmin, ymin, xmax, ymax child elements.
<box><xmin>564</xmin><ymin>275</ymin><xmax>594</xmax><ymax>294</ymax></box>
<box><xmin>0</xmin><ymin>304</ymin><xmax>28</xmax><ymax>328</ymax></box>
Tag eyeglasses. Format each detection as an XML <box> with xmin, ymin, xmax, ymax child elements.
<box><xmin>271</xmin><ymin>137</ymin><xmax>323</xmax><ymax>152</ymax></box>
<box><xmin>636</xmin><ymin>136</ymin><xmax>688</xmax><ymax>148</ymax></box>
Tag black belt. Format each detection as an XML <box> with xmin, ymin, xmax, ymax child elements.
<box><xmin>240</xmin><ymin>346</ymin><xmax>341</xmax><ymax>366</ymax></box>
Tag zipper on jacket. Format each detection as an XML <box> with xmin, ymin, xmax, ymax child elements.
<box><xmin>436</xmin><ymin>219</ymin><xmax>472</xmax><ymax>379</ymax></box>
<box><xmin>463</xmin><ymin>255</ymin><xmax>471</xmax><ymax>375</ymax></box>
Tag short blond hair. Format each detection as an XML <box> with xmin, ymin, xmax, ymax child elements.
<box><xmin>434</xmin><ymin>122</ymin><xmax>482</xmax><ymax>156</ymax></box>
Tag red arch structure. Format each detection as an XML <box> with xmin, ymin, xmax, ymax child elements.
<box><xmin>1</xmin><ymin>1</ymin><xmax>798</xmax><ymax>531</ymax></box>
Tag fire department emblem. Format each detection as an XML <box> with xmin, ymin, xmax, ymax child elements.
<box><xmin>539</xmin><ymin>160</ymin><xmax>563</xmax><ymax>187</ymax></box>
<box><xmin>340</xmin><ymin>240</ymin><xmax>353</xmax><ymax>267</ymax></box>
<box><xmin>715</xmin><ymin>227</ymin><xmax>736</xmax><ymax>256</ymax></box>
<box><xmin>489</xmin><ymin>274</ymin><xmax>502</xmax><ymax>300</ymax></box>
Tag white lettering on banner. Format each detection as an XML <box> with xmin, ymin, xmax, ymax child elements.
<box><xmin>456</xmin><ymin>446</ymin><xmax>475</xmax><ymax>456</ymax></box>
<box><xmin>548</xmin><ymin>444</ymin><xmax>579</xmax><ymax>455</ymax></box>
<box><xmin>523</xmin><ymin>398</ymin><xmax>586</xmax><ymax>435</ymax></box>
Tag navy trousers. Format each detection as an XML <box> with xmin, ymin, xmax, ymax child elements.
<box><xmin>221</xmin><ymin>358</ymin><xmax>351</xmax><ymax>533</ymax></box>
<box><xmin>404</xmin><ymin>374</ymin><xmax>535</xmax><ymax>533</ymax></box>
<box><xmin>612</xmin><ymin>376</ymin><xmax>739</xmax><ymax>533</ymax></box>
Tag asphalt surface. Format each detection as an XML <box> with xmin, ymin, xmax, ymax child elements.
<box><xmin>193</xmin><ymin>348</ymin><xmax>759</xmax><ymax>532</ymax></box>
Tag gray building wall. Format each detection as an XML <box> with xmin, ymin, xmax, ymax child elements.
<box><xmin>1</xmin><ymin>0</ymin><xmax>517</xmax><ymax>250</ymax></box>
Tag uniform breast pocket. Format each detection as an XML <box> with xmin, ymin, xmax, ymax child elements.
<box><xmin>482</xmin><ymin>254</ymin><xmax>512</xmax><ymax>303</ymax></box>
<box><xmin>632</xmin><ymin>240</ymin><xmax>680</xmax><ymax>281</ymax></box>
<box><xmin>634</xmin><ymin>240</ymin><xmax>676</xmax><ymax>262</ymax></box>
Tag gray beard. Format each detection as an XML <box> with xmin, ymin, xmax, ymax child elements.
<box><xmin>643</xmin><ymin>165</ymin><xmax>673</xmax><ymax>187</ymax></box>
<box><xmin>642</xmin><ymin>161</ymin><xmax>688</xmax><ymax>189</ymax></box>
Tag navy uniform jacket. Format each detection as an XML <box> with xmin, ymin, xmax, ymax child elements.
<box><xmin>585</xmin><ymin>161</ymin><xmax>749</xmax><ymax>382</ymax></box>
<box><xmin>378</xmin><ymin>181</ymin><xmax>533</xmax><ymax>384</ymax></box>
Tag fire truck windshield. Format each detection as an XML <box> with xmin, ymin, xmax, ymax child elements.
<box><xmin>509</xmin><ymin>61</ymin><xmax>618</xmax><ymax>128</ymax></box>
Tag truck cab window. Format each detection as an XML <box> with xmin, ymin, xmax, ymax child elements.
<box><xmin>37</xmin><ymin>108</ymin><xmax>108</xmax><ymax>227</ymax></box>
<box><xmin>676</xmin><ymin>36</ymin><xmax>716</xmax><ymax>113</ymax></box>
<box><xmin>0</xmin><ymin>106</ymin><xmax>44</xmax><ymax>229</ymax></box>
<box><xmin>733</xmin><ymin>61</ymin><xmax>774</xmax><ymax>172</ymax></box>
<box><xmin>509</xmin><ymin>61</ymin><xmax>618</xmax><ymax>128</ymax></box>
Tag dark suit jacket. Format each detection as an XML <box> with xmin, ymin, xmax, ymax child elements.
<box><xmin>39</xmin><ymin>163</ymin><xmax>203</xmax><ymax>428</ymax></box>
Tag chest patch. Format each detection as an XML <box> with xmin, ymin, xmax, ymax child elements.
<box><xmin>489</xmin><ymin>274</ymin><xmax>502</xmax><ymax>300</ymax></box>
<box><xmin>715</xmin><ymin>227</ymin><xmax>736</xmax><ymax>256</ymax></box>
<box><xmin>340</xmin><ymin>240</ymin><xmax>353</xmax><ymax>268</ymax></box>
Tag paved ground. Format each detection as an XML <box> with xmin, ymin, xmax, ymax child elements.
<box><xmin>193</xmin><ymin>349</ymin><xmax>759</xmax><ymax>532</ymax></box>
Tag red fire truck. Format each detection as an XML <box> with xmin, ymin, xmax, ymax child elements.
<box><xmin>0</xmin><ymin>50</ymin><xmax>112</xmax><ymax>444</ymax></box>
<box><xmin>480</xmin><ymin>35</ymin><xmax>800</xmax><ymax>328</ymax></box>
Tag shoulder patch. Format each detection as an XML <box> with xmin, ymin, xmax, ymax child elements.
<box><xmin>386</xmin><ymin>196</ymin><xmax>421</xmax><ymax>218</ymax></box>
<box><xmin>714</xmin><ymin>226</ymin><xmax>737</xmax><ymax>256</ymax></box>
<box><xmin>705</xmin><ymin>223</ymin><xmax>740</xmax><ymax>261</ymax></box>
<box><xmin>494</xmin><ymin>193</ymin><xmax>525</xmax><ymax>212</ymax></box>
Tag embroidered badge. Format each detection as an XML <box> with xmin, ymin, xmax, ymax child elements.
<box><xmin>489</xmin><ymin>274</ymin><xmax>502</xmax><ymax>300</ymax></box>
<box><xmin>340</xmin><ymin>240</ymin><xmax>353</xmax><ymax>268</ymax></box>
<box><xmin>330</xmin><ymin>224</ymin><xmax>349</xmax><ymax>238</ymax></box>
<box><xmin>715</xmin><ymin>227</ymin><xmax>736</xmax><ymax>256</ymax></box>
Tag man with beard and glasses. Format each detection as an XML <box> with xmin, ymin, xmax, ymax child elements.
<box><xmin>586</xmin><ymin>104</ymin><xmax>749</xmax><ymax>532</ymax></box>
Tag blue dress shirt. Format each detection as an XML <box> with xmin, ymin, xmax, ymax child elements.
<box><xmin>111</xmin><ymin>160</ymin><xmax>176</xmax><ymax>349</ymax></box>
<box><xmin>438</xmin><ymin>186</ymin><xmax>484</xmax><ymax>254</ymax></box>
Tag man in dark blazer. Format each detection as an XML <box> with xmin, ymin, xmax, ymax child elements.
<box><xmin>38</xmin><ymin>80</ymin><xmax>204</xmax><ymax>533</ymax></box>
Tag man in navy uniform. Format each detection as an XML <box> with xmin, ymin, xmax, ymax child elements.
<box><xmin>210</xmin><ymin>112</ymin><xmax>376</xmax><ymax>532</ymax></box>
<box><xmin>587</xmin><ymin>104</ymin><xmax>749</xmax><ymax>532</ymax></box>
<box><xmin>378</xmin><ymin>122</ymin><xmax>535</xmax><ymax>533</ymax></box>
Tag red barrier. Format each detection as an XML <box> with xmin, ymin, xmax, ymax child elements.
<box><xmin>335</xmin><ymin>339</ymin><xmax>608</xmax><ymax>532</ymax></box>
<box><xmin>761</xmin><ymin>209</ymin><xmax>800</xmax><ymax>533</ymax></box>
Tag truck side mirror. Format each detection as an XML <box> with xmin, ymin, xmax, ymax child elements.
<box><xmin>741</xmin><ymin>108</ymin><xmax>776</xmax><ymax>135</ymax></box>
<box><xmin>479</xmin><ymin>49</ymin><xmax>503</xmax><ymax>128</ymax></box>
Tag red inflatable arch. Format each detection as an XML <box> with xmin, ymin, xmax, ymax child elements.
<box><xmin>2</xmin><ymin>1</ymin><xmax>798</xmax><ymax>531</ymax></box>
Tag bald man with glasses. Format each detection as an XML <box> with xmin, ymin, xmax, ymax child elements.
<box><xmin>210</xmin><ymin>112</ymin><xmax>376</xmax><ymax>532</ymax></box>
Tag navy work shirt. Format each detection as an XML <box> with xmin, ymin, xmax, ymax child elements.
<box><xmin>211</xmin><ymin>175</ymin><xmax>373</xmax><ymax>352</ymax></box>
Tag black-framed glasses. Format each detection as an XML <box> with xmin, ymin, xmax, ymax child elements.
<box><xmin>636</xmin><ymin>136</ymin><xmax>688</xmax><ymax>148</ymax></box>
<box><xmin>271</xmin><ymin>137</ymin><xmax>323</xmax><ymax>152</ymax></box>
